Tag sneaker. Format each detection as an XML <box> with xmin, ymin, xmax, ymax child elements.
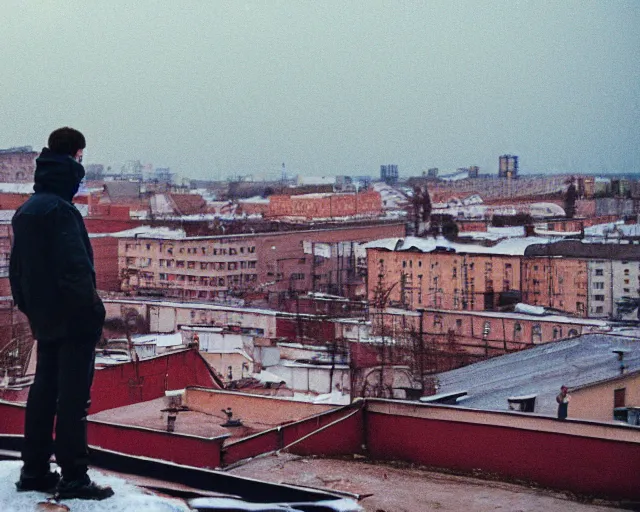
<box><xmin>15</xmin><ymin>470</ymin><xmax>60</xmax><ymax>493</ymax></box>
<box><xmin>55</xmin><ymin>476</ymin><xmax>114</xmax><ymax>501</ymax></box>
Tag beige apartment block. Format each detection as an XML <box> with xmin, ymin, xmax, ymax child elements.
<box><xmin>119</xmin><ymin>235</ymin><xmax>258</xmax><ymax>301</ymax></box>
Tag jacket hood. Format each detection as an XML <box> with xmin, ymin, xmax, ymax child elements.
<box><xmin>33</xmin><ymin>147</ymin><xmax>85</xmax><ymax>201</ymax></box>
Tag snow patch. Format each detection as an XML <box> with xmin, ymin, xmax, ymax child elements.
<box><xmin>0</xmin><ymin>461</ymin><xmax>190</xmax><ymax>512</ymax></box>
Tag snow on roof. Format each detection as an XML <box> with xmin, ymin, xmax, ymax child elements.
<box><xmin>253</xmin><ymin>369</ymin><xmax>286</xmax><ymax>383</ymax></box>
<box><xmin>424</xmin><ymin>307</ymin><xmax>609</xmax><ymax>327</ymax></box>
<box><xmin>363</xmin><ymin>238</ymin><xmax>402</xmax><ymax>251</ymax></box>
<box><xmin>435</xmin><ymin>333</ymin><xmax>640</xmax><ymax>416</ymax></box>
<box><xmin>239</xmin><ymin>195</ymin><xmax>270</xmax><ymax>204</ymax></box>
<box><xmin>585</xmin><ymin>221</ymin><xmax>640</xmax><ymax>238</ymax></box>
<box><xmin>0</xmin><ymin>183</ymin><xmax>33</xmax><ymax>194</ymax></box>
<box><xmin>132</xmin><ymin>333</ymin><xmax>184</xmax><ymax>347</ymax></box>
<box><xmin>0</xmin><ymin>460</ymin><xmax>191</xmax><ymax>511</ymax></box>
<box><xmin>94</xmin><ymin>225</ymin><xmax>186</xmax><ymax>239</ymax></box>
<box><xmin>366</xmin><ymin>235</ymin><xmax>552</xmax><ymax>256</ymax></box>
<box><xmin>514</xmin><ymin>303</ymin><xmax>547</xmax><ymax>316</ymax></box>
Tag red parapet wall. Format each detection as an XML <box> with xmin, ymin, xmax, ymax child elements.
<box><xmin>88</xmin><ymin>420</ymin><xmax>225</xmax><ymax>469</ymax></box>
<box><xmin>0</xmin><ymin>401</ymin><xmax>25</xmax><ymax>435</ymax></box>
<box><xmin>90</xmin><ymin>350</ymin><xmax>221</xmax><ymax>414</ymax></box>
<box><xmin>222</xmin><ymin>405</ymin><xmax>359</xmax><ymax>466</ymax></box>
<box><xmin>285</xmin><ymin>406</ymin><xmax>364</xmax><ymax>458</ymax></box>
<box><xmin>365</xmin><ymin>402</ymin><xmax>640</xmax><ymax>501</ymax></box>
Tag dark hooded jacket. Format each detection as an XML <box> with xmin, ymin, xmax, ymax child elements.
<box><xmin>9</xmin><ymin>148</ymin><xmax>105</xmax><ymax>342</ymax></box>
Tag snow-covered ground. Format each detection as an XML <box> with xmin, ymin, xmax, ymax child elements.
<box><xmin>0</xmin><ymin>461</ymin><xmax>189</xmax><ymax>512</ymax></box>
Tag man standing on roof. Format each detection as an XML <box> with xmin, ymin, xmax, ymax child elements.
<box><xmin>556</xmin><ymin>385</ymin><xmax>571</xmax><ymax>420</ymax></box>
<box><xmin>10</xmin><ymin>127</ymin><xmax>113</xmax><ymax>500</ymax></box>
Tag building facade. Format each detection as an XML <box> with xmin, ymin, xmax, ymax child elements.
<box><xmin>119</xmin><ymin>223</ymin><xmax>405</xmax><ymax>301</ymax></box>
<box><xmin>0</xmin><ymin>147</ymin><xmax>38</xmax><ymax>182</ymax></box>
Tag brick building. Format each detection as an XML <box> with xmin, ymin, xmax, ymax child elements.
<box><xmin>119</xmin><ymin>222</ymin><xmax>405</xmax><ymax>301</ymax></box>
<box><xmin>266</xmin><ymin>191</ymin><xmax>382</xmax><ymax>219</ymax></box>
<box><xmin>0</xmin><ymin>147</ymin><xmax>38</xmax><ymax>182</ymax></box>
<box><xmin>366</xmin><ymin>237</ymin><xmax>535</xmax><ymax>312</ymax></box>
<box><xmin>521</xmin><ymin>257</ymin><xmax>588</xmax><ymax>316</ymax></box>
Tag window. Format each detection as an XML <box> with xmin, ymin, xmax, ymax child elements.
<box><xmin>483</xmin><ymin>321</ymin><xmax>491</xmax><ymax>338</ymax></box>
<box><xmin>513</xmin><ymin>323</ymin><xmax>522</xmax><ymax>341</ymax></box>
<box><xmin>229</xmin><ymin>248</ymin><xmax>237</xmax><ymax>255</ymax></box>
<box><xmin>452</xmin><ymin>267</ymin><xmax>457</xmax><ymax>278</ymax></box>
<box><xmin>553</xmin><ymin>326</ymin><xmax>562</xmax><ymax>339</ymax></box>
<box><xmin>595</xmin><ymin>269</ymin><xmax>604</xmax><ymax>276</ymax></box>
<box><xmin>594</xmin><ymin>295</ymin><xmax>605</xmax><ymax>301</ymax></box>
<box><xmin>248</xmin><ymin>246</ymin><xmax>256</xmax><ymax>253</ymax></box>
<box><xmin>201</xmin><ymin>262</ymin><xmax>208</xmax><ymax>270</ymax></box>
<box><xmin>402</xmin><ymin>261</ymin><xmax>407</xmax><ymax>268</ymax></box>
<box><xmin>614</xmin><ymin>388</ymin><xmax>626</xmax><ymax>409</ymax></box>
<box><xmin>624</xmin><ymin>269</ymin><xmax>630</xmax><ymax>276</ymax></box>
<box><xmin>593</xmin><ymin>282</ymin><xmax>604</xmax><ymax>289</ymax></box>
<box><xmin>177</xmin><ymin>260</ymin><xmax>185</xmax><ymax>268</ymax></box>
<box><xmin>532</xmin><ymin>324</ymin><xmax>542</xmax><ymax>343</ymax></box>
<box><xmin>433</xmin><ymin>315</ymin><xmax>443</xmax><ymax>330</ymax></box>
<box><xmin>595</xmin><ymin>306</ymin><xmax>603</xmax><ymax>314</ymax></box>
<box><xmin>159</xmin><ymin>259</ymin><xmax>166</xmax><ymax>267</ymax></box>
<box><xmin>187</xmin><ymin>261</ymin><xmax>195</xmax><ymax>269</ymax></box>
<box><xmin>291</xmin><ymin>273</ymin><xmax>305</xmax><ymax>280</ymax></box>
<box><xmin>455</xmin><ymin>319</ymin><xmax>462</xmax><ymax>332</ymax></box>
<box><xmin>159</xmin><ymin>273</ymin><xmax>167</xmax><ymax>280</ymax></box>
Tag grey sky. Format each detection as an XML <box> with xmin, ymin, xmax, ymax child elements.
<box><xmin>1</xmin><ymin>1</ymin><xmax>638</xmax><ymax>181</ymax></box>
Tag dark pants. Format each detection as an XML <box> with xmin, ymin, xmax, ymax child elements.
<box><xmin>22</xmin><ymin>337</ymin><xmax>97</xmax><ymax>480</ymax></box>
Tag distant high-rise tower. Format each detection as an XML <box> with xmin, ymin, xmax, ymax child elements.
<box><xmin>380</xmin><ymin>164</ymin><xmax>399</xmax><ymax>185</ymax></box>
<box><xmin>498</xmin><ymin>155</ymin><xmax>518</xmax><ymax>179</ymax></box>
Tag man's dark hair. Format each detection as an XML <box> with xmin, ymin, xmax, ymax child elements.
<box><xmin>48</xmin><ymin>127</ymin><xmax>86</xmax><ymax>156</ymax></box>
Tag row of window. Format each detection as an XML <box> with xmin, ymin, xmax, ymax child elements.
<box><xmin>157</xmin><ymin>273</ymin><xmax>258</xmax><ymax>286</ymax></box>
<box><xmin>125</xmin><ymin>242</ymin><xmax>256</xmax><ymax>257</ymax></box>
<box><xmin>430</xmin><ymin>316</ymin><xmax>579</xmax><ymax>341</ymax></box>
<box><xmin>156</xmin><ymin>259</ymin><xmax>257</xmax><ymax>271</ymax></box>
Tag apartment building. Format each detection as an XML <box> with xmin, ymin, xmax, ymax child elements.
<box><xmin>119</xmin><ymin>222</ymin><xmax>405</xmax><ymax>300</ymax></box>
<box><xmin>525</xmin><ymin>240</ymin><xmax>640</xmax><ymax>320</ymax></box>
<box><xmin>588</xmin><ymin>259</ymin><xmax>640</xmax><ymax>318</ymax></box>
<box><xmin>119</xmin><ymin>234</ymin><xmax>259</xmax><ymax>300</ymax></box>
<box><xmin>366</xmin><ymin>237</ymin><xmax>533</xmax><ymax>312</ymax></box>
<box><xmin>521</xmin><ymin>257</ymin><xmax>588</xmax><ymax>317</ymax></box>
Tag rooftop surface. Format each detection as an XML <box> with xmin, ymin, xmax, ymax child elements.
<box><xmin>229</xmin><ymin>453</ymin><xmax>623</xmax><ymax>511</ymax></box>
<box><xmin>435</xmin><ymin>333</ymin><xmax>640</xmax><ymax>415</ymax></box>
<box><xmin>89</xmin><ymin>394</ymin><xmax>336</xmax><ymax>442</ymax></box>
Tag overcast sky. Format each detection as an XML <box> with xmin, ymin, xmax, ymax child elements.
<box><xmin>1</xmin><ymin>1</ymin><xmax>638</xmax><ymax>180</ymax></box>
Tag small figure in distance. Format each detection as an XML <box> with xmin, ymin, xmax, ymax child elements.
<box><xmin>556</xmin><ymin>385</ymin><xmax>571</xmax><ymax>421</ymax></box>
<box><xmin>10</xmin><ymin>128</ymin><xmax>113</xmax><ymax>501</ymax></box>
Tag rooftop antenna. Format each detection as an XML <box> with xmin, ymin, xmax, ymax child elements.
<box><xmin>281</xmin><ymin>162</ymin><xmax>286</xmax><ymax>183</ymax></box>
